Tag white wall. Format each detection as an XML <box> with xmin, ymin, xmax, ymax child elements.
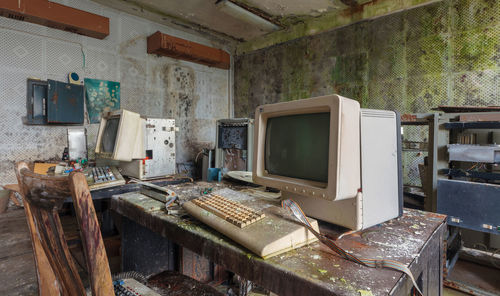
<box><xmin>0</xmin><ymin>0</ymin><xmax>231</xmax><ymax>184</ymax></box>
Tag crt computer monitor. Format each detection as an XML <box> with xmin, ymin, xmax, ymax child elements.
<box><xmin>253</xmin><ymin>94</ymin><xmax>402</xmax><ymax>230</ymax></box>
<box><xmin>95</xmin><ymin>109</ymin><xmax>145</xmax><ymax>162</ymax></box>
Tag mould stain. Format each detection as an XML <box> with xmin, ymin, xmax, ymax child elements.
<box><xmin>234</xmin><ymin>0</ymin><xmax>500</xmax><ymax>118</ymax></box>
<box><xmin>0</xmin><ymin>6</ymin><xmax>230</xmax><ymax>185</ymax></box>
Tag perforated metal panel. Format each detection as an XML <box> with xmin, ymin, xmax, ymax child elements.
<box><xmin>0</xmin><ymin>0</ymin><xmax>230</xmax><ymax>185</ymax></box>
<box><xmin>453</xmin><ymin>70</ymin><xmax>500</xmax><ymax>106</ymax></box>
<box><xmin>0</xmin><ymin>29</ymin><xmax>44</xmax><ymax>72</ymax></box>
<box><xmin>234</xmin><ymin>0</ymin><xmax>500</xmax><ymax>121</ymax></box>
<box><xmin>119</xmin><ymin>56</ymin><xmax>147</xmax><ymax>87</ymax></box>
<box><xmin>85</xmin><ymin>48</ymin><xmax>118</xmax><ymax>81</ymax></box>
<box><xmin>46</xmin><ymin>40</ymin><xmax>84</xmax><ymax>75</ymax></box>
<box><xmin>119</xmin><ymin>15</ymin><xmax>151</xmax><ymax>58</ymax></box>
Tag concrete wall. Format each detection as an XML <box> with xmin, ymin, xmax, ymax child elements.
<box><xmin>234</xmin><ymin>0</ymin><xmax>499</xmax><ymax>117</ymax></box>
<box><xmin>0</xmin><ymin>0</ymin><xmax>231</xmax><ymax>185</ymax></box>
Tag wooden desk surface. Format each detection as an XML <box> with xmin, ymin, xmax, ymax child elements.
<box><xmin>111</xmin><ymin>181</ymin><xmax>447</xmax><ymax>296</ymax></box>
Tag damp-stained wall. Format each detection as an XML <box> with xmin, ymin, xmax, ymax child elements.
<box><xmin>234</xmin><ymin>0</ymin><xmax>499</xmax><ymax>117</ymax></box>
<box><xmin>0</xmin><ymin>0</ymin><xmax>231</xmax><ymax>185</ymax></box>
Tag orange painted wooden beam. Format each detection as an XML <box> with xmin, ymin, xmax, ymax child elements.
<box><xmin>0</xmin><ymin>0</ymin><xmax>109</xmax><ymax>39</ymax></box>
<box><xmin>148</xmin><ymin>31</ymin><xmax>230</xmax><ymax>70</ymax></box>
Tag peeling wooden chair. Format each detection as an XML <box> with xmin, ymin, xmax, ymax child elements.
<box><xmin>15</xmin><ymin>162</ymin><xmax>222</xmax><ymax>296</ymax></box>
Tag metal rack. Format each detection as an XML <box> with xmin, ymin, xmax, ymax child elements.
<box><xmin>401</xmin><ymin>113</ymin><xmax>438</xmax><ymax>212</ymax></box>
<box><xmin>436</xmin><ymin>112</ymin><xmax>500</xmax><ymax>281</ymax></box>
<box><xmin>436</xmin><ymin>112</ymin><xmax>500</xmax><ymax>235</ymax></box>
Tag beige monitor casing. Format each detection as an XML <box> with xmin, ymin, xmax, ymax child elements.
<box><xmin>253</xmin><ymin>94</ymin><xmax>401</xmax><ymax>230</ymax></box>
<box><xmin>253</xmin><ymin>94</ymin><xmax>361</xmax><ymax>202</ymax></box>
<box><xmin>95</xmin><ymin>109</ymin><xmax>145</xmax><ymax>162</ymax></box>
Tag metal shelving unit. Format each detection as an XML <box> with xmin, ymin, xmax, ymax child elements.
<box><xmin>401</xmin><ymin>113</ymin><xmax>438</xmax><ymax>212</ymax></box>
<box><xmin>436</xmin><ymin>111</ymin><xmax>500</xmax><ymax>280</ymax></box>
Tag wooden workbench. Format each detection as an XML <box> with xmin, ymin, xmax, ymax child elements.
<box><xmin>111</xmin><ymin>181</ymin><xmax>447</xmax><ymax>296</ymax></box>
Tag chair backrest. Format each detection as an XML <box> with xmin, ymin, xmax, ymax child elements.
<box><xmin>15</xmin><ymin>162</ymin><xmax>114</xmax><ymax>295</ymax></box>
<box><xmin>14</xmin><ymin>162</ymin><xmax>60</xmax><ymax>296</ymax></box>
<box><xmin>69</xmin><ymin>171</ymin><xmax>114</xmax><ymax>295</ymax></box>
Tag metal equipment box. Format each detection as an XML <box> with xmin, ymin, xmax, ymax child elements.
<box><xmin>437</xmin><ymin>179</ymin><xmax>500</xmax><ymax>235</ymax></box>
<box><xmin>119</xmin><ymin>118</ymin><xmax>176</xmax><ymax>180</ymax></box>
<box><xmin>447</xmin><ymin>144</ymin><xmax>500</xmax><ymax>163</ymax></box>
<box><xmin>26</xmin><ymin>79</ymin><xmax>48</xmax><ymax>125</ymax></box>
<box><xmin>215</xmin><ymin>118</ymin><xmax>253</xmax><ymax>172</ymax></box>
<box><xmin>47</xmin><ymin>79</ymin><xmax>84</xmax><ymax>124</ymax></box>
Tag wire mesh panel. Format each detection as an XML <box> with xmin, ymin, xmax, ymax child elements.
<box><xmin>0</xmin><ymin>29</ymin><xmax>44</xmax><ymax>72</ymax></box>
<box><xmin>402</xmin><ymin>124</ymin><xmax>429</xmax><ymax>187</ymax></box>
<box><xmin>0</xmin><ymin>0</ymin><xmax>230</xmax><ymax>185</ymax></box>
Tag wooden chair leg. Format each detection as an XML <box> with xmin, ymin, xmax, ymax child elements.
<box><xmin>22</xmin><ymin>201</ymin><xmax>61</xmax><ymax>296</ymax></box>
<box><xmin>9</xmin><ymin>191</ymin><xmax>22</xmax><ymax>207</ymax></box>
<box><xmin>1</xmin><ymin>184</ymin><xmax>22</xmax><ymax>207</ymax></box>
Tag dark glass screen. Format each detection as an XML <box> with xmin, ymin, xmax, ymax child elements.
<box><xmin>101</xmin><ymin>118</ymin><xmax>119</xmax><ymax>153</ymax></box>
<box><xmin>265</xmin><ymin>113</ymin><xmax>330</xmax><ymax>183</ymax></box>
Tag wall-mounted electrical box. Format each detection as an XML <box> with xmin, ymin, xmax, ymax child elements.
<box><xmin>25</xmin><ymin>79</ymin><xmax>84</xmax><ymax>125</ymax></box>
<box><xmin>26</xmin><ymin>79</ymin><xmax>48</xmax><ymax>125</ymax></box>
<box><xmin>47</xmin><ymin>79</ymin><xmax>84</xmax><ymax>124</ymax></box>
<box><xmin>215</xmin><ymin>118</ymin><xmax>254</xmax><ymax>172</ymax></box>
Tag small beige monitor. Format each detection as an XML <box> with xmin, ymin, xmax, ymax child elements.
<box><xmin>95</xmin><ymin>109</ymin><xmax>145</xmax><ymax>162</ymax></box>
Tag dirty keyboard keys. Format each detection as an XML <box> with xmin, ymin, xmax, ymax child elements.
<box><xmin>191</xmin><ymin>193</ymin><xmax>265</xmax><ymax>228</ymax></box>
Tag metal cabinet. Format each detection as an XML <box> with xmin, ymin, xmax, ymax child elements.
<box><xmin>436</xmin><ymin>112</ymin><xmax>500</xmax><ymax>235</ymax></box>
<box><xmin>47</xmin><ymin>79</ymin><xmax>84</xmax><ymax>124</ymax></box>
<box><xmin>26</xmin><ymin>79</ymin><xmax>48</xmax><ymax>125</ymax></box>
<box><xmin>401</xmin><ymin>113</ymin><xmax>438</xmax><ymax>212</ymax></box>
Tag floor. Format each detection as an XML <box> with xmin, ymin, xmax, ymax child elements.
<box><xmin>445</xmin><ymin>259</ymin><xmax>500</xmax><ymax>295</ymax></box>
<box><xmin>0</xmin><ymin>208</ymin><xmax>38</xmax><ymax>295</ymax></box>
<box><xmin>0</xmin><ymin>207</ymin><xmax>495</xmax><ymax>296</ymax></box>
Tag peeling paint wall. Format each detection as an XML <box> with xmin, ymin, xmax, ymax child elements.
<box><xmin>0</xmin><ymin>0</ymin><xmax>230</xmax><ymax>185</ymax></box>
<box><xmin>234</xmin><ymin>0</ymin><xmax>500</xmax><ymax>117</ymax></box>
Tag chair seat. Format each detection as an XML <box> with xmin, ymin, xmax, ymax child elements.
<box><xmin>147</xmin><ymin>270</ymin><xmax>223</xmax><ymax>296</ymax></box>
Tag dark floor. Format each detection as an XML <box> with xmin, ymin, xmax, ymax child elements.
<box><xmin>0</xmin><ymin>208</ymin><xmax>122</xmax><ymax>296</ymax></box>
<box><xmin>0</xmin><ymin>209</ymin><xmax>37</xmax><ymax>295</ymax></box>
<box><xmin>446</xmin><ymin>259</ymin><xmax>500</xmax><ymax>295</ymax></box>
<box><xmin>1</xmin><ymin>207</ymin><xmax>499</xmax><ymax>296</ymax></box>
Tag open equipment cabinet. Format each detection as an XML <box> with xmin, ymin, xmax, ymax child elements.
<box><xmin>400</xmin><ymin>113</ymin><xmax>438</xmax><ymax>212</ymax></box>
<box><xmin>437</xmin><ymin>112</ymin><xmax>500</xmax><ymax>235</ymax></box>
<box><xmin>24</xmin><ymin>79</ymin><xmax>84</xmax><ymax>125</ymax></box>
<box><xmin>215</xmin><ymin>118</ymin><xmax>254</xmax><ymax>173</ymax></box>
<box><xmin>436</xmin><ymin>111</ymin><xmax>500</xmax><ymax>294</ymax></box>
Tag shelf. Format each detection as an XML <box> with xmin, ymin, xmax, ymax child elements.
<box><xmin>444</xmin><ymin>121</ymin><xmax>500</xmax><ymax>129</ymax></box>
<box><xmin>441</xmin><ymin>169</ymin><xmax>500</xmax><ymax>181</ymax></box>
<box><xmin>402</xmin><ymin>148</ymin><xmax>428</xmax><ymax>152</ymax></box>
<box><xmin>401</xmin><ymin>121</ymin><xmax>429</xmax><ymax>126</ymax></box>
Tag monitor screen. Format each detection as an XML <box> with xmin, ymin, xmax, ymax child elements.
<box><xmin>265</xmin><ymin>112</ymin><xmax>330</xmax><ymax>183</ymax></box>
<box><xmin>101</xmin><ymin>117</ymin><xmax>120</xmax><ymax>153</ymax></box>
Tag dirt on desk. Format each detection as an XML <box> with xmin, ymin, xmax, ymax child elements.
<box><xmin>112</xmin><ymin>181</ymin><xmax>447</xmax><ymax>296</ymax></box>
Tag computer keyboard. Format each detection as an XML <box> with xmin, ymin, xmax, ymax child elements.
<box><xmin>86</xmin><ymin>166</ymin><xmax>126</xmax><ymax>190</ymax></box>
<box><xmin>191</xmin><ymin>193</ymin><xmax>265</xmax><ymax>228</ymax></box>
<box><xmin>183</xmin><ymin>188</ymin><xmax>319</xmax><ymax>258</ymax></box>
<box><xmin>92</xmin><ymin>166</ymin><xmax>116</xmax><ymax>183</ymax></box>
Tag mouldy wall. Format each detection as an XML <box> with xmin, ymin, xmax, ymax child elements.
<box><xmin>0</xmin><ymin>0</ymin><xmax>230</xmax><ymax>185</ymax></box>
<box><xmin>234</xmin><ymin>0</ymin><xmax>500</xmax><ymax>117</ymax></box>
